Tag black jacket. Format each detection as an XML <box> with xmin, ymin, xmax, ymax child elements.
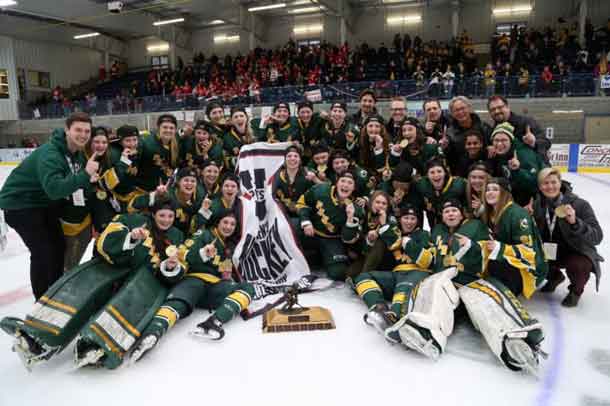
<box><xmin>533</xmin><ymin>182</ymin><xmax>604</xmax><ymax>290</ymax></box>
<box><xmin>445</xmin><ymin>113</ymin><xmax>492</xmax><ymax>175</ymax></box>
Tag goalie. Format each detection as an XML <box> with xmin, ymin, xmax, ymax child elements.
<box><xmin>388</xmin><ymin>193</ymin><xmax>547</xmax><ymax>376</ymax></box>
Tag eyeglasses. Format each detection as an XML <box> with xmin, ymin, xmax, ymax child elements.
<box><xmin>391</xmin><ymin>107</ymin><xmax>406</xmax><ymax>111</ymax></box>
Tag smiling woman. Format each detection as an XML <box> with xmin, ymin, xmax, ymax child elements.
<box><xmin>0</xmin><ymin>112</ymin><xmax>95</xmax><ymax>300</ymax></box>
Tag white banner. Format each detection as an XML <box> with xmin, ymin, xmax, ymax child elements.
<box><xmin>578</xmin><ymin>144</ymin><xmax>610</xmax><ymax>168</ymax></box>
<box><xmin>548</xmin><ymin>143</ymin><xmax>569</xmax><ymax>168</ymax></box>
<box><xmin>0</xmin><ymin>148</ymin><xmax>35</xmax><ymax>164</ymax></box>
<box><xmin>600</xmin><ymin>75</ymin><xmax>610</xmax><ymax>89</ymax></box>
<box><xmin>233</xmin><ymin>142</ymin><xmax>309</xmax><ymax>295</ymax></box>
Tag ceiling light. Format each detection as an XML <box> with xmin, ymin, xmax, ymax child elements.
<box><xmin>147</xmin><ymin>44</ymin><xmax>170</xmax><ymax>52</ymax></box>
<box><xmin>289</xmin><ymin>6</ymin><xmax>320</xmax><ymax>13</ymax></box>
<box><xmin>214</xmin><ymin>34</ymin><xmax>240</xmax><ymax>43</ymax></box>
<box><xmin>248</xmin><ymin>3</ymin><xmax>286</xmax><ymax>12</ymax></box>
<box><xmin>153</xmin><ymin>17</ymin><xmax>185</xmax><ymax>26</ymax></box>
<box><xmin>291</xmin><ymin>0</ymin><xmax>311</xmax><ymax>4</ymax></box>
<box><xmin>0</xmin><ymin>0</ymin><xmax>17</xmax><ymax>6</ymax></box>
<box><xmin>208</xmin><ymin>19</ymin><xmax>225</xmax><ymax>25</ymax></box>
<box><xmin>73</xmin><ymin>32</ymin><xmax>100</xmax><ymax>39</ymax></box>
<box><xmin>386</xmin><ymin>15</ymin><xmax>422</xmax><ymax>25</ymax></box>
<box><xmin>492</xmin><ymin>5</ymin><xmax>532</xmax><ymax>15</ymax></box>
<box><xmin>293</xmin><ymin>24</ymin><xmax>323</xmax><ymax>34</ymax></box>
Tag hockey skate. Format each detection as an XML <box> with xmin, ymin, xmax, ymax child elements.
<box><xmin>363</xmin><ymin>303</ymin><xmax>397</xmax><ymax>336</ymax></box>
<box><xmin>191</xmin><ymin>315</ymin><xmax>224</xmax><ymax>340</ymax></box>
<box><xmin>2</xmin><ymin>317</ymin><xmax>55</xmax><ymax>371</ymax></box>
<box><xmin>388</xmin><ymin>316</ymin><xmax>441</xmax><ymax>360</ymax></box>
<box><xmin>501</xmin><ymin>323</ymin><xmax>546</xmax><ymax>376</ymax></box>
<box><xmin>74</xmin><ymin>341</ymin><xmax>105</xmax><ymax>369</ymax></box>
<box><xmin>130</xmin><ymin>334</ymin><xmax>159</xmax><ymax>364</ymax></box>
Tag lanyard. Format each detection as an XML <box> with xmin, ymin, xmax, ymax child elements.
<box><xmin>65</xmin><ymin>154</ymin><xmax>80</xmax><ymax>175</ymax></box>
<box><xmin>545</xmin><ymin>208</ymin><xmax>558</xmax><ymax>240</ymax></box>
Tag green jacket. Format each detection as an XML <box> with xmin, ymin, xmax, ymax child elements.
<box><xmin>137</xmin><ymin>133</ymin><xmax>181</xmax><ymax>192</ymax></box>
<box><xmin>100</xmin><ymin>144</ymin><xmax>142</xmax><ymax>200</ymax></box>
<box><xmin>487</xmin><ymin>201</ymin><xmax>548</xmax><ymax>298</ymax></box>
<box><xmin>296</xmin><ymin>183</ymin><xmax>365</xmax><ymax>241</ymax></box>
<box><xmin>96</xmin><ymin>213</ymin><xmax>187</xmax><ymax>285</ymax></box>
<box><xmin>415</xmin><ymin>176</ymin><xmax>467</xmax><ymax>227</ymax></box>
<box><xmin>491</xmin><ymin>143</ymin><xmax>547</xmax><ymax>204</ymax></box>
<box><xmin>251</xmin><ymin>117</ymin><xmax>301</xmax><ymax>143</ymax></box>
<box><xmin>430</xmin><ymin>218</ymin><xmax>490</xmax><ymax>285</ymax></box>
<box><xmin>297</xmin><ymin>114</ymin><xmax>325</xmax><ymax>153</ymax></box>
<box><xmin>222</xmin><ymin>127</ymin><xmax>252</xmax><ymax>170</ymax></box>
<box><xmin>195</xmin><ymin>195</ymin><xmax>240</xmax><ymax>230</ymax></box>
<box><xmin>0</xmin><ymin>129</ymin><xmax>90</xmax><ymax>210</ymax></box>
<box><xmin>319</xmin><ymin>120</ymin><xmax>359</xmax><ymax>162</ymax></box>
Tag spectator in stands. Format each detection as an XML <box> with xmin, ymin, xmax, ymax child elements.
<box><xmin>483</xmin><ymin>63</ymin><xmax>496</xmax><ymax>97</ymax></box>
<box><xmin>0</xmin><ymin>113</ymin><xmax>97</xmax><ymax>299</ymax></box>
<box><xmin>98</xmin><ymin>64</ymin><xmax>106</xmax><ymax>82</ymax></box>
<box><xmin>443</xmin><ymin>65</ymin><xmax>455</xmax><ymax>97</ymax></box>
<box><xmin>594</xmin><ymin>54</ymin><xmax>608</xmax><ymax>96</ymax></box>
<box><xmin>518</xmin><ymin>65</ymin><xmax>530</xmax><ymax>95</ymax></box>
<box><xmin>534</xmin><ymin>167</ymin><xmax>604</xmax><ymax>307</ymax></box>
<box><xmin>541</xmin><ymin>65</ymin><xmax>553</xmax><ymax>94</ymax></box>
<box><xmin>487</xmin><ymin>95</ymin><xmax>550</xmax><ymax>162</ymax></box>
<box><xmin>110</xmin><ymin>60</ymin><xmax>120</xmax><ymax>80</ymax></box>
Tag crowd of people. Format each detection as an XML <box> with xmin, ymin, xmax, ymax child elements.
<box><xmin>0</xmin><ymin>90</ymin><xmax>604</xmax><ymax>376</ymax></box>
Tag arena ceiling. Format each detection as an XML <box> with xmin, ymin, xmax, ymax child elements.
<box><xmin>0</xmin><ymin>0</ymin><xmax>494</xmax><ymax>45</ymax></box>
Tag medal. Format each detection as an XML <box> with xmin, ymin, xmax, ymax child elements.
<box><xmin>399</xmin><ymin>139</ymin><xmax>409</xmax><ymax>149</ymax></box>
<box><xmin>165</xmin><ymin>245</ymin><xmax>178</xmax><ymax>257</ymax></box>
<box><xmin>554</xmin><ymin>205</ymin><xmax>568</xmax><ymax>219</ymax></box>
<box><xmin>96</xmin><ymin>189</ymin><xmax>107</xmax><ymax>200</ymax></box>
<box><xmin>317</xmin><ymin>164</ymin><xmax>327</xmax><ymax>174</ymax></box>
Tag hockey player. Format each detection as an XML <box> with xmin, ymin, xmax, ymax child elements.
<box><xmin>325</xmin><ymin>149</ymin><xmax>371</xmax><ymax>205</ymax></box>
<box><xmin>389</xmin><ymin>117</ymin><xmax>443</xmax><ymax>176</ymax></box>
<box><xmin>274</xmin><ymin>146</ymin><xmax>317</xmax><ymax>217</ymax></box>
<box><xmin>205</xmin><ymin>101</ymin><xmax>229</xmax><ymax>140</ymax></box>
<box><xmin>296</xmin><ymin>172</ymin><xmax>365</xmax><ymax>280</ymax></box>
<box><xmin>414</xmin><ymin>159</ymin><xmax>467</xmax><ymax>228</ymax></box>
<box><xmin>379</xmin><ymin>161</ymin><xmax>423</xmax><ymax>219</ymax></box>
<box><xmin>128</xmin><ymin>167</ymin><xmax>204</xmax><ymax>237</ymax></box>
<box><xmin>318</xmin><ymin>102</ymin><xmax>359</xmax><ymax>161</ymax></box>
<box><xmin>181</xmin><ymin>121</ymin><xmax>225</xmax><ymax>171</ymax></box>
<box><xmin>296</xmin><ymin>101</ymin><xmax>326</xmax><ymax>161</ymax></box>
<box><xmin>196</xmin><ymin>173</ymin><xmax>241</xmax><ymax>229</ymax></box>
<box><xmin>488</xmin><ymin>122</ymin><xmax>547</xmax><ymax>206</ymax></box>
<box><xmin>252</xmin><ymin>102</ymin><xmax>301</xmax><ymax>143</ymax></box>
<box><xmin>222</xmin><ymin>106</ymin><xmax>255</xmax><ymax>171</ymax></box>
<box><xmin>464</xmin><ymin>160</ymin><xmax>491</xmax><ymax>219</ymax></box>
<box><xmin>0</xmin><ymin>198</ymin><xmax>187</xmax><ymax>370</ymax></box>
<box><xmin>131</xmin><ymin>212</ymin><xmax>254</xmax><ymax>361</ymax></box>
<box><xmin>358</xmin><ymin>115</ymin><xmax>390</xmax><ymax>182</ymax></box>
<box><xmin>137</xmin><ymin>114</ymin><xmax>181</xmax><ymax>192</ymax></box>
<box><xmin>354</xmin><ymin>205</ymin><xmax>433</xmax><ymax>334</ymax></box>
<box><xmin>306</xmin><ymin>144</ymin><xmax>331</xmax><ymax>183</ymax></box>
<box><xmin>197</xmin><ymin>159</ymin><xmax>221</xmax><ymax>198</ymax></box>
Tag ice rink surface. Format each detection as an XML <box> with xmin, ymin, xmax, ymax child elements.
<box><xmin>1</xmin><ymin>165</ymin><xmax>609</xmax><ymax>406</ymax></box>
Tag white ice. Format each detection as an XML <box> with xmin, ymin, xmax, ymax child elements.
<box><xmin>1</xmin><ymin>165</ymin><xmax>609</xmax><ymax>406</ymax></box>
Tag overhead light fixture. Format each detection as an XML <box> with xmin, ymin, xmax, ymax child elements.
<box><xmin>293</xmin><ymin>24</ymin><xmax>323</xmax><ymax>34</ymax></box>
<box><xmin>153</xmin><ymin>17</ymin><xmax>185</xmax><ymax>26</ymax></box>
<box><xmin>214</xmin><ymin>34</ymin><xmax>240</xmax><ymax>43</ymax></box>
<box><xmin>291</xmin><ymin>0</ymin><xmax>311</xmax><ymax>4</ymax></box>
<box><xmin>208</xmin><ymin>19</ymin><xmax>225</xmax><ymax>25</ymax></box>
<box><xmin>0</xmin><ymin>0</ymin><xmax>17</xmax><ymax>6</ymax></box>
<box><xmin>386</xmin><ymin>15</ymin><xmax>422</xmax><ymax>25</ymax></box>
<box><xmin>248</xmin><ymin>3</ymin><xmax>286</xmax><ymax>12</ymax></box>
<box><xmin>492</xmin><ymin>5</ymin><xmax>532</xmax><ymax>15</ymax></box>
<box><xmin>382</xmin><ymin>0</ymin><xmax>417</xmax><ymax>3</ymax></box>
<box><xmin>147</xmin><ymin>44</ymin><xmax>170</xmax><ymax>52</ymax></box>
<box><xmin>289</xmin><ymin>6</ymin><xmax>321</xmax><ymax>13</ymax></box>
<box><xmin>74</xmin><ymin>32</ymin><xmax>100</xmax><ymax>39</ymax></box>
<box><xmin>552</xmin><ymin>110</ymin><xmax>583</xmax><ymax>114</ymax></box>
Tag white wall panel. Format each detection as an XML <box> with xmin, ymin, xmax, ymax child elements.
<box><xmin>13</xmin><ymin>39</ymin><xmax>102</xmax><ymax>89</ymax></box>
<box><xmin>0</xmin><ymin>36</ymin><xmax>20</xmax><ymax>121</ymax></box>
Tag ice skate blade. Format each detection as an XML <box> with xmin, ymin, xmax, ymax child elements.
<box><xmin>505</xmin><ymin>339</ymin><xmax>540</xmax><ymax>378</ymax></box>
<box><xmin>363</xmin><ymin>311</ymin><xmax>388</xmax><ymax>336</ymax></box>
<box><xmin>12</xmin><ymin>337</ymin><xmax>36</xmax><ymax>372</ymax></box>
<box><xmin>75</xmin><ymin>349</ymin><xmax>105</xmax><ymax>369</ymax></box>
<box><xmin>399</xmin><ymin>324</ymin><xmax>441</xmax><ymax>361</ymax></box>
<box><xmin>190</xmin><ymin>329</ymin><xmax>223</xmax><ymax>341</ymax></box>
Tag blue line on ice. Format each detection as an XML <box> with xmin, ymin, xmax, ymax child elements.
<box><xmin>535</xmin><ymin>297</ymin><xmax>564</xmax><ymax>406</ymax></box>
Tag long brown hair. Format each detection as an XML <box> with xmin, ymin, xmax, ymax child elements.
<box><xmin>359</xmin><ymin>123</ymin><xmax>390</xmax><ymax>172</ymax></box>
<box><xmin>482</xmin><ymin>183</ymin><xmax>513</xmax><ymax>229</ymax></box>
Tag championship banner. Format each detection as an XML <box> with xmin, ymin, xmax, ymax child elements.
<box><xmin>233</xmin><ymin>142</ymin><xmax>310</xmax><ymax>297</ymax></box>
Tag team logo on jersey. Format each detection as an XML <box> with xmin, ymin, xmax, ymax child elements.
<box><xmin>520</xmin><ymin>218</ymin><xmax>529</xmax><ymax>230</ymax></box>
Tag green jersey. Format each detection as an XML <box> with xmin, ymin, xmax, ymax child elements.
<box><xmin>137</xmin><ymin>133</ymin><xmax>181</xmax><ymax>192</ymax></box>
<box><xmin>251</xmin><ymin>117</ymin><xmax>301</xmax><ymax>143</ymax></box>
<box><xmin>415</xmin><ymin>176</ymin><xmax>467</xmax><ymax>227</ymax></box>
<box><xmin>180</xmin><ymin>135</ymin><xmax>225</xmax><ymax>171</ymax></box>
<box><xmin>273</xmin><ymin>167</ymin><xmax>315</xmax><ymax>216</ymax></box>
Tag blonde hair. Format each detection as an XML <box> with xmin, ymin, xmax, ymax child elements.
<box><xmin>537</xmin><ymin>167</ymin><xmax>562</xmax><ymax>185</ymax></box>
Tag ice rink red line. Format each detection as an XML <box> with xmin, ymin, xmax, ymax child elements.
<box><xmin>0</xmin><ymin>286</ymin><xmax>32</xmax><ymax>306</ymax></box>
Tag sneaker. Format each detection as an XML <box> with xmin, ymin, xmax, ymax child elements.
<box><xmin>192</xmin><ymin>315</ymin><xmax>225</xmax><ymax>341</ymax></box>
<box><xmin>363</xmin><ymin>303</ymin><xmax>397</xmax><ymax>335</ymax></box>
<box><xmin>130</xmin><ymin>334</ymin><xmax>160</xmax><ymax>364</ymax></box>
<box><xmin>561</xmin><ymin>291</ymin><xmax>580</xmax><ymax>307</ymax></box>
<box><xmin>540</xmin><ymin>272</ymin><xmax>566</xmax><ymax>293</ymax></box>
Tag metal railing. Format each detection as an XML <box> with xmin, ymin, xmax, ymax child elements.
<box><xmin>18</xmin><ymin>73</ymin><xmax>604</xmax><ymax>120</ymax></box>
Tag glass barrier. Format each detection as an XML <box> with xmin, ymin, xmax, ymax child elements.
<box><xmin>18</xmin><ymin>73</ymin><xmax>599</xmax><ymax>120</ymax></box>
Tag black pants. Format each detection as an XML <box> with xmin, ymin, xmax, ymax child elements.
<box><xmin>487</xmin><ymin>259</ymin><xmax>524</xmax><ymax>297</ymax></box>
<box><xmin>4</xmin><ymin>206</ymin><xmax>66</xmax><ymax>300</ymax></box>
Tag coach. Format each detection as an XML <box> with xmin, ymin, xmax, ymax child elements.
<box><xmin>0</xmin><ymin>112</ymin><xmax>99</xmax><ymax>299</ymax></box>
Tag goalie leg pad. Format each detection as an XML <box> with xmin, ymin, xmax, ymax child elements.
<box><xmin>458</xmin><ymin>277</ymin><xmax>545</xmax><ymax>374</ymax></box>
<box><xmin>390</xmin><ymin>267</ymin><xmax>460</xmax><ymax>356</ymax></box>
<box><xmin>75</xmin><ymin>266</ymin><xmax>168</xmax><ymax>369</ymax></box>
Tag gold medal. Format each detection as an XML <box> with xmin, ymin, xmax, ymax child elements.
<box><xmin>96</xmin><ymin>189</ymin><xmax>107</xmax><ymax>200</ymax></box>
<box><xmin>399</xmin><ymin>139</ymin><xmax>409</xmax><ymax>149</ymax></box>
<box><xmin>141</xmin><ymin>229</ymin><xmax>150</xmax><ymax>239</ymax></box>
<box><xmin>165</xmin><ymin>245</ymin><xmax>178</xmax><ymax>257</ymax></box>
<box><xmin>317</xmin><ymin>164</ymin><xmax>327</xmax><ymax>173</ymax></box>
<box><xmin>554</xmin><ymin>205</ymin><xmax>568</xmax><ymax>219</ymax></box>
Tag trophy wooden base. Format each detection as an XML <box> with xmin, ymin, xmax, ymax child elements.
<box><xmin>262</xmin><ymin>306</ymin><xmax>335</xmax><ymax>333</ymax></box>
